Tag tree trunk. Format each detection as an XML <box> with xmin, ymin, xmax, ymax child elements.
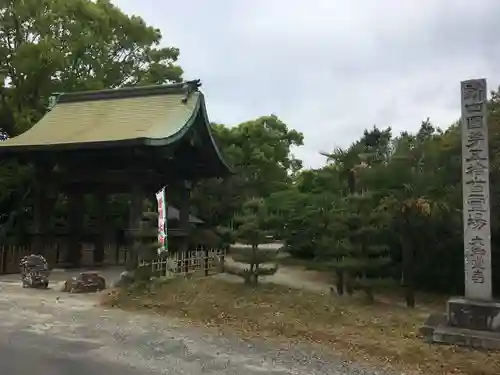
<box><xmin>251</xmin><ymin>244</ymin><xmax>258</xmax><ymax>285</ymax></box>
<box><xmin>345</xmin><ymin>272</ymin><xmax>354</xmax><ymax>295</ymax></box>
<box><xmin>245</xmin><ymin>262</ymin><xmax>255</xmax><ymax>285</ymax></box>
<box><xmin>335</xmin><ymin>269</ymin><xmax>344</xmax><ymax>295</ymax></box>
<box><xmin>365</xmin><ymin>286</ymin><xmax>374</xmax><ymax>303</ymax></box>
<box><xmin>401</xmin><ymin>233</ymin><xmax>415</xmax><ymax>308</ymax></box>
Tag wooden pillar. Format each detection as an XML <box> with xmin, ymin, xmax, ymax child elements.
<box><xmin>179</xmin><ymin>181</ymin><xmax>191</xmax><ymax>274</ymax></box>
<box><xmin>66</xmin><ymin>189</ymin><xmax>84</xmax><ymax>267</ymax></box>
<box><xmin>43</xmin><ymin>196</ymin><xmax>58</xmax><ymax>267</ymax></box>
<box><xmin>126</xmin><ymin>183</ymin><xmax>143</xmax><ymax>271</ymax></box>
<box><xmin>32</xmin><ymin>165</ymin><xmax>51</xmax><ymax>256</ymax></box>
<box><xmin>94</xmin><ymin>191</ymin><xmax>107</xmax><ymax>265</ymax></box>
<box><xmin>204</xmin><ymin>247</ymin><xmax>210</xmax><ymax>276</ymax></box>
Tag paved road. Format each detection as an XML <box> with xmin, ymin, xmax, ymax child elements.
<box><xmin>0</xmin><ymin>272</ymin><xmax>391</xmax><ymax>375</ymax></box>
<box><xmin>0</xmin><ymin>332</ymin><xmax>157</xmax><ymax>375</ymax></box>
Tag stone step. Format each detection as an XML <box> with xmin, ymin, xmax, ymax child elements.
<box><xmin>419</xmin><ymin>313</ymin><xmax>446</xmax><ymax>342</ymax></box>
<box><xmin>433</xmin><ymin>324</ymin><xmax>500</xmax><ymax>350</ymax></box>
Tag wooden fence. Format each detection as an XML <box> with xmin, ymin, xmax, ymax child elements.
<box><xmin>0</xmin><ymin>245</ymin><xmax>31</xmax><ymax>274</ymax></box>
<box><xmin>145</xmin><ymin>247</ymin><xmax>225</xmax><ymax>278</ymax></box>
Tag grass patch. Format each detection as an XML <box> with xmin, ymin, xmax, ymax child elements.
<box><xmin>101</xmin><ymin>278</ymin><xmax>499</xmax><ymax>375</ymax></box>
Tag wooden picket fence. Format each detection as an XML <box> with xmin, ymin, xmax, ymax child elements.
<box><xmin>145</xmin><ymin>246</ymin><xmax>226</xmax><ymax>278</ymax></box>
<box><xmin>0</xmin><ymin>245</ymin><xmax>31</xmax><ymax>274</ymax></box>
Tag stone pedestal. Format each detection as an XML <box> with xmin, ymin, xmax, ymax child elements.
<box><xmin>447</xmin><ymin>297</ymin><xmax>500</xmax><ymax>331</ymax></box>
<box><xmin>421</xmin><ymin>297</ymin><xmax>500</xmax><ymax>350</ymax></box>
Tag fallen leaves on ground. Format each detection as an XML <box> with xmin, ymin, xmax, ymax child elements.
<box><xmin>100</xmin><ymin>278</ymin><xmax>499</xmax><ymax>375</ymax></box>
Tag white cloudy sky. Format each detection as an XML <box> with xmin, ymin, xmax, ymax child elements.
<box><xmin>114</xmin><ymin>0</ymin><xmax>500</xmax><ymax>168</ymax></box>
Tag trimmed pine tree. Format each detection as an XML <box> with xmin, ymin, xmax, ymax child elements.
<box><xmin>336</xmin><ymin>192</ymin><xmax>393</xmax><ymax>302</ymax></box>
<box><xmin>224</xmin><ymin>198</ymin><xmax>279</xmax><ymax>286</ymax></box>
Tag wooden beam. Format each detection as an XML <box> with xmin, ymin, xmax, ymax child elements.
<box><xmin>55</xmin><ymin>168</ymin><xmax>166</xmax><ymax>183</ymax></box>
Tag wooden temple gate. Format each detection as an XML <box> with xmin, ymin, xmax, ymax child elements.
<box><xmin>0</xmin><ymin>80</ymin><xmax>231</xmax><ymax>275</ymax></box>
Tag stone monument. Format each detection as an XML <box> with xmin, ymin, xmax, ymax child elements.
<box><xmin>460</xmin><ymin>78</ymin><xmax>492</xmax><ymax>300</ymax></box>
<box><xmin>421</xmin><ymin>78</ymin><xmax>500</xmax><ymax>349</ymax></box>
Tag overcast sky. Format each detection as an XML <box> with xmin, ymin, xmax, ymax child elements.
<box><xmin>114</xmin><ymin>0</ymin><xmax>500</xmax><ymax>168</ymax></box>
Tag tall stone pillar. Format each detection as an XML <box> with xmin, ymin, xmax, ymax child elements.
<box><xmin>426</xmin><ymin>78</ymin><xmax>500</xmax><ymax>350</ymax></box>
<box><xmin>460</xmin><ymin>78</ymin><xmax>492</xmax><ymax>300</ymax></box>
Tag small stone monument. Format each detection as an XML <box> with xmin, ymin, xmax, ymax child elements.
<box><xmin>421</xmin><ymin>78</ymin><xmax>500</xmax><ymax>349</ymax></box>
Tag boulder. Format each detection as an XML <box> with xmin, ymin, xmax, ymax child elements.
<box><xmin>61</xmin><ymin>272</ymin><xmax>106</xmax><ymax>293</ymax></box>
<box><xmin>114</xmin><ymin>270</ymin><xmax>135</xmax><ymax>287</ymax></box>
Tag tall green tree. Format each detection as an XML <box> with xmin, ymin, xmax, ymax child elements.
<box><xmin>0</xmin><ymin>0</ymin><xmax>183</xmax><ymax>136</ymax></box>
<box><xmin>191</xmin><ymin>116</ymin><xmax>304</xmax><ymax>226</ymax></box>
<box><xmin>0</xmin><ymin>0</ymin><xmax>183</xmax><ymax>241</ymax></box>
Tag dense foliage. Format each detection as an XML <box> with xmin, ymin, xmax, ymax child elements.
<box><xmin>0</xmin><ymin>0</ymin><xmax>182</xmax><ymax>237</ymax></box>
<box><xmin>198</xmin><ymin>100</ymin><xmax>500</xmax><ymax>300</ymax></box>
<box><xmin>261</xmin><ymin>112</ymin><xmax>500</xmax><ymax>299</ymax></box>
<box><xmin>190</xmin><ymin>116</ymin><xmax>303</xmax><ymax>227</ymax></box>
<box><xmin>0</xmin><ymin>0</ymin><xmax>498</xmax><ymax>301</ymax></box>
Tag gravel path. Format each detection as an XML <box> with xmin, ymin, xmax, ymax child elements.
<box><xmin>0</xmin><ymin>268</ymin><xmax>395</xmax><ymax>375</ymax></box>
<box><xmin>219</xmin><ymin>255</ymin><xmax>331</xmax><ymax>294</ymax></box>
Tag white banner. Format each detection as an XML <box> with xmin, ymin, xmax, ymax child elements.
<box><xmin>156</xmin><ymin>187</ymin><xmax>168</xmax><ymax>253</ymax></box>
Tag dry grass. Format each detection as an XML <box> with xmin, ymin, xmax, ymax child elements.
<box><xmin>101</xmin><ymin>278</ymin><xmax>500</xmax><ymax>375</ymax></box>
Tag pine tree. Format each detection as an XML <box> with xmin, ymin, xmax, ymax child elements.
<box><xmin>120</xmin><ymin>210</ymin><xmax>162</xmax><ymax>288</ymax></box>
<box><xmin>336</xmin><ymin>192</ymin><xmax>392</xmax><ymax>302</ymax></box>
<box><xmin>224</xmin><ymin>198</ymin><xmax>279</xmax><ymax>286</ymax></box>
<box><xmin>313</xmin><ymin>204</ymin><xmax>351</xmax><ymax>295</ymax></box>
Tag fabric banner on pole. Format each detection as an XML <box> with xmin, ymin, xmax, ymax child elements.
<box><xmin>156</xmin><ymin>187</ymin><xmax>168</xmax><ymax>253</ymax></box>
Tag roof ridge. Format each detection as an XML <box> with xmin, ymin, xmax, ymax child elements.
<box><xmin>55</xmin><ymin>80</ymin><xmax>202</xmax><ymax>104</ymax></box>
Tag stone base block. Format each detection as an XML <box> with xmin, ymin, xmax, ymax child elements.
<box><xmin>419</xmin><ymin>313</ymin><xmax>446</xmax><ymax>342</ymax></box>
<box><xmin>447</xmin><ymin>297</ymin><xmax>500</xmax><ymax>332</ymax></box>
<box><xmin>420</xmin><ymin>298</ymin><xmax>500</xmax><ymax>350</ymax></box>
<box><xmin>432</xmin><ymin>324</ymin><xmax>500</xmax><ymax>350</ymax></box>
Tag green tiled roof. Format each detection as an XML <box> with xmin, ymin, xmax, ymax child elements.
<box><xmin>0</xmin><ymin>82</ymin><xmax>203</xmax><ymax>150</ymax></box>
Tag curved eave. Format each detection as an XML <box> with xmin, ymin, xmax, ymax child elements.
<box><xmin>197</xmin><ymin>93</ymin><xmax>234</xmax><ymax>177</ymax></box>
<box><xmin>0</xmin><ymin>91</ymin><xmax>234</xmax><ymax>179</ymax></box>
<box><xmin>0</xmin><ymin>130</ymin><xmax>188</xmax><ymax>155</ymax></box>
<box><xmin>0</xmin><ymin>102</ymin><xmax>197</xmax><ymax>155</ymax></box>
<box><xmin>0</xmin><ymin>91</ymin><xmax>226</xmax><ymax>162</ymax></box>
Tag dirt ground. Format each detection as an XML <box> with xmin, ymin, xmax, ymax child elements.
<box><xmin>227</xmin><ymin>243</ymin><xmax>331</xmax><ymax>292</ymax></box>
<box><xmin>103</xmin><ymin>259</ymin><xmax>500</xmax><ymax>375</ymax></box>
<box><xmin>218</xmin><ymin>256</ymin><xmax>331</xmax><ymax>293</ymax></box>
<box><xmin>0</xmin><ymin>266</ymin><xmax>389</xmax><ymax>375</ymax></box>
<box><xmin>0</xmin><ymin>266</ymin><xmax>124</xmax><ymax>290</ymax></box>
